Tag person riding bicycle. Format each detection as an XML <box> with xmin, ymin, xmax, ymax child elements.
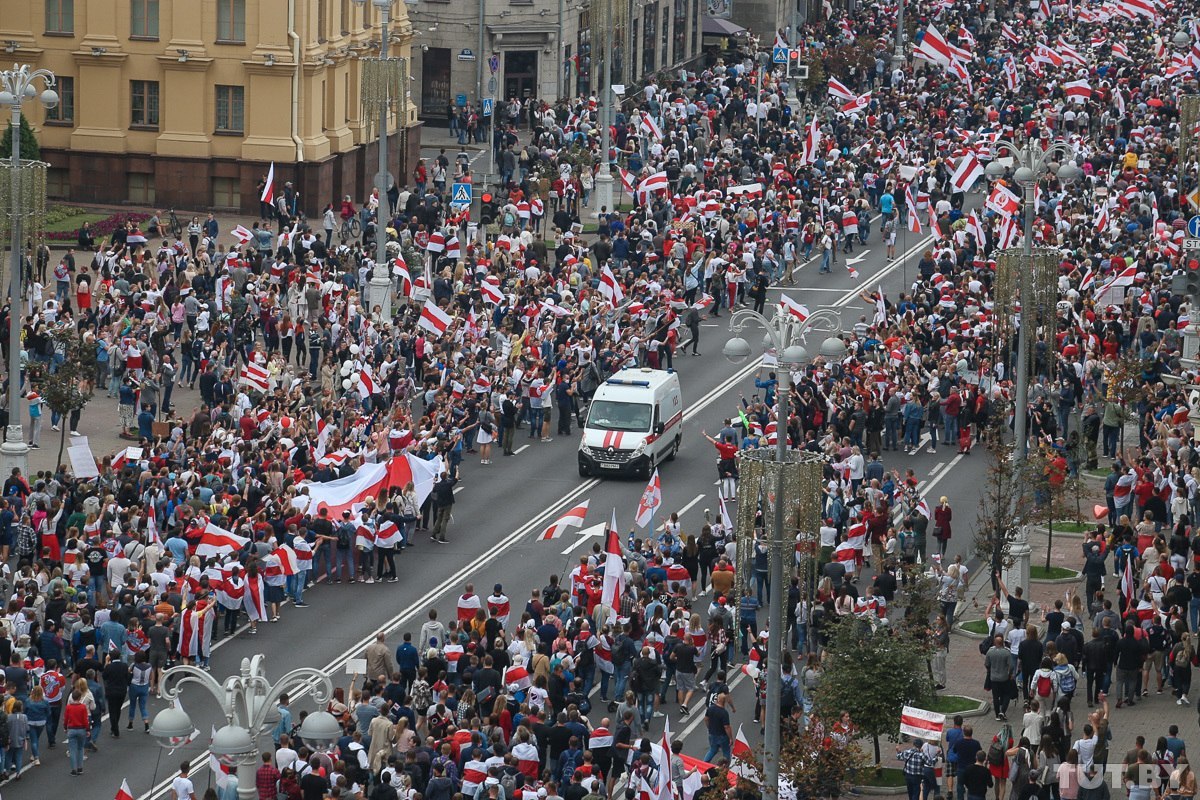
<box><xmin>340</xmin><ymin>195</ymin><xmax>356</xmax><ymax>222</ymax></box>
<box><xmin>701</xmin><ymin>430</ymin><xmax>740</xmax><ymax>501</ymax></box>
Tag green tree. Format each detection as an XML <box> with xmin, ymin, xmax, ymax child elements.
<box><xmin>0</xmin><ymin>114</ymin><xmax>41</xmax><ymax>162</ymax></box>
<box><xmin>973</xmin><ymin>423</ymin><xmax>1027</xmax><ymax>589</ymax></box>
<box><xmin>813</xmin><ymin>615</ymin><xmax>934</xmax><ymax>767</ymax></box>
<box><xmin>779</xmin><ymin>717</ymin><xmax>867</xmax><ymax>799</ymax></box>
<box><xmin>26</xmin><ymin>327</ymin><xmax>97</xmax><ymax>465</ymax></box>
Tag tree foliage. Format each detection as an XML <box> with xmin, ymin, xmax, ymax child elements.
<box><xmin>26</xmin><ymin>327</ymin><xmax>96</xmax><ymax>465</ymax></box>
<box><xmin>0</xmin><ymin>114</ymin><xmax>41</xmax><ymax>162</ymax></box>
<box><xmin>779</xmin><ymin>720</ymin><xmax>866</xmax><ymax>800</ymax></box>
<box><xmin>972</xmin><ymin>423</ymin><xmax>1027</xmax><ymax>583</ymax></box>
<box><xmin>812</xmin><ymin>616</ymin><xmax>934</xmax><ymax>765</ymax></box>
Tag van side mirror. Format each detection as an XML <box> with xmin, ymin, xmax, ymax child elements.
<box><xmin>654</xmin><ymin>422</ymin><xmax>665</xmax><ymax>435</ymax></box>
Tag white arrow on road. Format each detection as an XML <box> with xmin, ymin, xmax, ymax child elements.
<box><xmin>845</xmin><ymin>249</ymin><xmax>871</xmax><ymax>265</ymax></box>
<box><xmin>560</xmin><ymin>521</ymin><xmax>608</xmax><ymax>555</ymax></box>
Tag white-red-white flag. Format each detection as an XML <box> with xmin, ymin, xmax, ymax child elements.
<box><xmin>634</xmin><ymin>469</ymin><xmax>662</xmax><ymax>528</ymax></box>
<box><xmin>780</xmin><ymin>294</ymin><xmax>810</xmax><ymax>322</ymax></box>
<box><xmin>540</xmin><ymin>500</ymin><xmax>591</xmax><ymax>540</ymax></box>
<box><xmin>418</xmin><ymin>301</ymin><xmax>453</xmax><ymax>336</ymax></box>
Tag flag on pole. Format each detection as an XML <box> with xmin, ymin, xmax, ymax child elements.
<box><xmin>634</xmin><ymin>469</ymin><xmax>662</xmax><ymax>528</ymax></box>
<box><xmin>260</xmin><ymin>163</ymin><xmax>276</xmax><ymax>205</ymax></box>
<box><xmin>599</xmin><ymin>511</ymin><xmax>625</xmax><ymax>615</ymax></box>
<box><xmin>419</xmin><ymin>301</ymin><xmax>454</xmax><ymax>336</ymax></box>
<box><xmin>539</xmin><ymin>500</ymin><xmax>591</xmax><ymax>540</ymax></box>
<box><xmin>116</xmin><ymin>780</ymin><xmax>135</xmax><ymax>800</ymax></box>
<box><xmin>780</xmin><ymin>294</ymin><xmax>810</xmax><ymax>322</ymax></box>
<box><xmin>899</xmin><ymin>706</ymin><xmax>947</xmax><ymax>740</ymax></box>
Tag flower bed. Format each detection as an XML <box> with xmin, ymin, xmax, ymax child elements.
<box><xmin>44</xmin><ymin>209</ymin><xmax>150</xmax><ymax>242</ymax></box>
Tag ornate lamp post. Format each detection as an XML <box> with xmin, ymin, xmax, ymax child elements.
<box><xmin>0</xmin><ymin>64</ymin><xmax>57</xmax><ymax>474</ymax></box>
<box><xmin>984</xmin><ymin>140</ymin><xmax>1080</xmax><ymax>590</ymax></box>
<box><xmin>150</xmin><ymin>655</ymin><xmax>341</xmax><ymax>800</ymax></box>
<box><xmin>722</xmin><ymin>305</ymin><xmax>846</xmax><ymax>800</ymax></box>
<box><xmin>355</xmin><ymin>0</ymin><xmax>408</xmax><ymax>319</ymax></box>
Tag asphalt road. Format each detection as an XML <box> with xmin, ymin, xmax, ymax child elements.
<box><xmin>9</xmin><ymin>199</ymin><xmax>994</xmax><ymax>799</ymax></box>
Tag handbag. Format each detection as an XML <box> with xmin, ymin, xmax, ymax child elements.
<box><xmin>983</xmin><ymin>665</ymin><xmax>992</xmax><ymax>692</ymax></box>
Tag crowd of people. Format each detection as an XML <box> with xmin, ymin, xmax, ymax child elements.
<box><xmin>3</xmin><ymin>0</ymin><xmax>1200</xmax><ymax>796</ymax></box>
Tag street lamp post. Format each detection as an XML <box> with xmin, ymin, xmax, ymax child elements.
<box><xmin>150</xmin><ymin>655</ymin><xmax>341</xmax><ymax>800</ymax></box>
<box><xmin>593</xmin><ymin>0</ymin><xmax>616</xmax><ymax>219</ymax></box>
<box><xmin>985</xmin><ymin>0</ymin><xmax>997</xmax><ymax>29</ymax></box>
<box><xmin>892</xmin><ymin>0</ymin><xmax>906</xmax><ymax>68</ymax></box>
<box><xmin>0</xmin><ymin>65</ymin><xmax>57</xmax><ymax>475</ymax></box>
<box><xmin>355</xmin><ymin>0</ymin><xmax>399</xmax><ymax>319</ymax></box>
<box><xmin>984</xmin><ymin>140</ymin><xmax>1080</xmax><ymax>590</ymax></box>
<box><xmin>722</xmin><ymin>306</ymin><xmax>846</xmax><ymax>800</ymax></box>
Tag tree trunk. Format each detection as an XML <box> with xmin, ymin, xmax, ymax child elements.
<box><xmin>56</xmin><ymin>420</ymin><xmax>67</xmax><ymax>467</ymax></box>
<box><xmin>1045</xmin><ymin>520</ymin><xmax>1053</xmax><ymax>574</ymax></box>
<box><xmin>873</xmin><ymin>734</ymin><xmax>881</xmax><ymax>768</ymax></box>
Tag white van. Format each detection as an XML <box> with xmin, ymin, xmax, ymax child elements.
<box><xmin>578</xmin><ymin>368</ymin><xmax>683</xmax><ymax>478</ymax></box>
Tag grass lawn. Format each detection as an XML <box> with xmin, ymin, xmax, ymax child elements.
<box><xmin>1030</xmin><ymin>565</ymin><xmax>1077</xmax><ymax>580</ymax></box>
<box><xmin>1048</xmin><ymin>521</ymin><xmax>1092</xmax><ymax>533</ymax></box>
<box><xmin>960</xmin><ymin>619</ymin><xmax>989</xmax><ymax>635</ymax></box>
<box><xmin>926</xmin><ymin>695</ymin><xmax>981</xmax><ymax>714</ymax></box>
<box><xmin>43</xmin><ymin>205</ymin><xmax>106</xmax><ymax>234</ymax></box>
<box><xmin>859</xmin><ymin>767</ymin><xmax>906</xmax><ymax>787</ymax></box>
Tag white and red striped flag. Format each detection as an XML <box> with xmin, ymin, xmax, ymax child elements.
<box><xmin>827</xmin><ymin>77</ymin><xmax>856</xmax><ymax>101</ymax></box>
<box><xmin>239</xmin><ymin>361</ymin><xmax>271</xmax><ymax>393</ymax></box>
<box><xmin>418</xmin><ymin>300</ymin><xmax>453</xmax><ymax>336</ymax></box>
<box><xmin>116</xmin><ymin>780</ymin><xmax>135</xmax><ymax>800</ymax></box>
<box><xmin>780</xmin><ymin>294</ymin><xmax>810</xmax><ymax>322</ymax></box>
<box><xmin>949</xmin><ymin>152</ymin><xmax>984</xmax><ymax>193</ymax></box>
<box><xmin>899</xmin><ymin>706</ymin><xmax>947</xmax><ymax>740</ymax></box>
<box><xmin>539</xmin><ymin>500</ymin><xmax>591</xmax><ymax>540</ymax></box>
<box><xmin>196</xmin><ymin>522</ymin><xmax>249</xmax><ymax>558</ymax></box>
<box><xmin>599</xmin><ymin>511</ymin><xmax>624</xmax><ymax>616</ymax></box>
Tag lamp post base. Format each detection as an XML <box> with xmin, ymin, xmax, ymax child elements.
<box><xmin>370</xmin><ymin>275</ymin><xmax>393</xmax><ymax>320</ymax></box>
<box><xmin>1</xmin><ymin>428</ymin><xmax>29</xmax><ymax>476</ymax></box>
<box><xmin>594</xmin><ymin>170</ymin><xmax>614</xmax><ymax>223</ymax></box>
<box><xmin>1003</xmin><ymin>524</ymin><xmax>1032</xmax><ymax>596</ymax></box>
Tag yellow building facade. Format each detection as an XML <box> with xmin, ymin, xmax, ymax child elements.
<box><xmin>0</xmin><ymin>0</ymin><xmax>421</xmax><ymax>217</ymax></box>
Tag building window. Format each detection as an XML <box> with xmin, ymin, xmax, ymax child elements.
<box><xmin>215</xmin><ymin>85</ymin><xmax>245</xmax><ymax>134</ymax></box>
<box><xmin>212</xmin><ymin>176</ymin><xmax>240</xmax><ymax>209</ymax></box>
<box><xmin>46</xmin><ymin>168</ymin><xmax>70</xmax><ymax>199</ymax></box>
<box><xmin>672</xmin><ymin>0</ymin><xmax>686</xmax><ymax>65</ymax></box>
<box><xmin>642</xmin><ymin>5</ymin><xmax>656</xmax><ymax>76</ymax></box>
<box><xmin>45</xmin><ymin>0</ymin><xmax>74</xmax><ymax>34</ymax></box>
<box><xmin>576</xmin><ymin>14</ymin><xmax>591</xmax><ymax>97</ymax></box>
<box><xmin>691</xmin><ymin>0</ymin><xmax>699</xmax><ymax>57</ymax></box>
<box><xmin>45</xmin><ymin>76</ymin><xmax>74</xmax><ymax>125</ymax></box>
<box><xmin>340</xmin><ymin>0</ymin><xmax>350</xmax><ymax>34</ymax></box>
<box><xmin>661</xmin><ymin>5</ymin><xmax>669</xmax><ymax>67</ymax></box>
<box><xmin>216</xmin><ymin>0</ymin><xmax>246</xmax><ymax>43</ymax></box>
<box><xmin>130</xmin><ymin>80</ymin><xmax>160</xmax><ymax>128</ymax></box>
<box><xmin>131</xmin><ymin>0</ymin><xmax>159</xmax><ymax>38</ymax></box>
<box><xmin>317</xmin><ymin>0</ymin><xmax>328</xmax><ymax>41</ymax></box>
<box><xmin>127</xmin><ymin>173</ymin><xmax>156</xmax><ymax>205</ymax></box>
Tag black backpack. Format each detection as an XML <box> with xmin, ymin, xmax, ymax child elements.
<box><xmin>988</xmin><ymin>725</ymin><xmax>1012</xmax><ymax>767</ymax></box>
<box><xmin>336</xmin><ymin>523</ymin><xmax>353</xmax><ymax>550</ymax></box>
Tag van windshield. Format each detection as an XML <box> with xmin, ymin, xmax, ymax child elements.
<box><xmin>587</xmin><ymin>400</ymin><xmax>653</xmax><ymax>432</ymax></box>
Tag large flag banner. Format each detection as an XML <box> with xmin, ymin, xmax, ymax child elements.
<box><xmin>292</xmin><ymin>456</ymin><xmax>441</xmax><ymax>516</ymax></box>
<box><xmin>900</xmin><ymin>706</ymin><xmax>946</xmax><ymax>741</ymax></box>
<box><xmin>634</xmin><ymin>469</ymin><xmax>662</xmax><ymax>528</ymax></box>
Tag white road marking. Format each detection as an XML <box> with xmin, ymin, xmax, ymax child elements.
<box><xmin>655</xmin><ymin>493</ymin><xmax>706</xmax><ymax>531</ymax></box>
<box><xmin>560</xmin><ymin>521</ymin><xmax>609</xmax><ymax>555</ymax></box>
<box><xmin>515</xmin><ymin>444</ymin><xmax>530</xmax><ymax>454</ymax></box>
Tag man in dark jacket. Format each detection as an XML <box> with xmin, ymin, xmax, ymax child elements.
<box><xmin>430</xmin><ymin>472</ymin><xmax>458</xmax><ymax>544</ymax></box>
<box><xmin>1114</xmin><ymin>624</ymin><xmax>1149</xmax><ymax>707</ymax></box>
<box><xmin>631</xmin><ymin>647</ymin><xmax>662</xmax><ymax>731</ymax></box>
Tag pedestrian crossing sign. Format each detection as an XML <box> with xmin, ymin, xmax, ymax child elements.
<box><xmin>452</xmin><ymin>183</ymin><xmax>472</xmax><ymax>205</ymax></box>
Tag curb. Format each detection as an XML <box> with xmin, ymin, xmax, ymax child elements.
<box><xmin>1029</xmin><ymin>568</ymin><xmax>1082</xmax><ymax>585</ymax></box>
<box><xmin>952</xmin><ymin>620</ymin><xmax>989</xmax><ymax>639</ymax></box>
<box><xmin>942</xmin><ymin>694</ymin><xmax>990</xmax><ymax>719</ymax></box>
<box><xmin>855</xmin><ymin>785</ymin><xmax>907</xmax><ymax>796</ymax></box>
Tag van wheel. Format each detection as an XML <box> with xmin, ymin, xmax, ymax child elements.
<box><xmin>578</xmin><ymin>463</ymin><xmax>591</xmax><ymax>478</ymax></box>
<box><xmin>666</xmin><ymin>436</ymin><xmax>680</xmax><ymax>461</ymax></box>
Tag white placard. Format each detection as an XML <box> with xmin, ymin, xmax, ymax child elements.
<box><xmin>68</xmin><ymin>444</ymin><xmax>100</xmax><ymax>479</ymax></box>
<box><xmin>346</xmin><ymin>658</ymin><xmax>367</xmax><ymax>675</ymax></box>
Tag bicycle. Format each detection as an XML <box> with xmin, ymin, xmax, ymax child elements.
<box><xmin>167</xmin><ymin>209</ymin><xmax>183</xmax><ymax>240</ymax></box>
<box><xmin>339</xmin><ymin>216</ymin><xmax>361</xmax><ymax>242</ymax></box>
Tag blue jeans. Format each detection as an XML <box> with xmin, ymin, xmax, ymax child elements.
<box><xmin>528</xmin><ymin>407</ymin><xmax>544</xmax><ymax>437</ymax></box>
<box><xmin>613</xmin><ymin>662</ymin><xmax>632</xmax><ymax>698</ymax></box>
<box><xmin>287</xmin><ymin>571</ymin><xmax>307</xmax><ymax>604</ymax></box>
<box><xmin>1190</xmin><ymin>596</ymin><xmax>1200</xmax><ymax>633</ymax></box>
<box><xmin>128</xmin><ymin>684</ymin><xmax>150</xmax><ymax>722</ymax></box>
<box><xmin>28</xmin><ymin>724</ymin><xmax>43</xmax><ymax>760</ymax></box>
<box><xmin>67</xmin><ymin>729</ymin><xmax>86</xmax><ymax>771</ymax></box>
<box><xmin>885</xmin><ymin>417</ymin><xmax>900</xmax><ymax>449</ymax></box>
<box><xmin>904</xmin><ymin>419</ymin><xmax>921</xmax><ymax>449</ymax></box>
<box><xmin>312</xmin><ymin>544</ymin><xmax>332</xmax><ymax>581</ymax></box>
<box><xmin>5</xmin><ymin>744</ymin><xmax>23</xmax><ymax>773</ymax></box>
<box><xmin>753</xmin><ymin>570</ymin><xmax>769</xmax><ymax>604</ymax></box>
<box><xmin>331</xmin><ymin>548</ymin><xmax>353</xmax><ymax>581</ymax></box>
<box><xmin>819</xmin><ymin>250</ymin><xmax>831</xmax><ymax>273</ymax></box>
<box><xmin>704</xmin><ymin>734</ymin><xmax>731</xmax><ymax>762</ymax></box>
<box><xmin>943</xmin><ymin>417</ymin><xmax>959</xmax><ymax>448</ymax></box>
<box><xmin>638</xmin><ymin>691</ymin><xmax>656</xmax><ymax>726</ymax></box>
<box><xmin>87</xmin><ymin>574</ymin><xmax>108</xmax><ymax>605</ymax></box>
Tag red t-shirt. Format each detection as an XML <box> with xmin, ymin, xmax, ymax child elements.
<box><xmin>715</xmin><ymin>442</ymin><xmax>738</xmax><ymax>460</ymax></box>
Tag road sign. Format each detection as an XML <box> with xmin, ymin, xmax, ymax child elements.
<box><xmin>772</xmin><ymin>46</ymin><xmax>789</xmax><ymax>64</ymax></box>
<box><xmin>457</xmin><ymin>48</ymin><xmax>476</xmax><ymax>62</ymax></box>
<box><xmin>1185</xmin><ymin>239</ymin><xmax>1200</xmax><ymax>250</ymax></box>
<box><xmin>1188</xmin><ymin>215</ymin><xmax>1200</xmax><ymax>238</ymax></box>
<box><xmin>481</xmin><ymin>98</ymin><xmax>494</xmax><ymax>117</ymax></box>
<box><xmin>1188</xmin><ymin>188</ymin><xmax>1200</xmax><ymax>211</ymax></box>
<box><xmin>451</xmin><ymin>183</ymin><xmax>472</xmax><ymax>205</ymax></box>
<box><xmin>488</xmin><ymin>55</ymin><xmax>500</xmax><ymax>74</ymax></box>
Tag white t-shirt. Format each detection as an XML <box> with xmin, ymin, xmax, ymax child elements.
<box><xmin>171</xmin><ymin>775</ymin><xmax>195</xmax><ymax>800</ymax></box>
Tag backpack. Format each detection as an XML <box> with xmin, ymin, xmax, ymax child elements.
<box><xmin>336</xmin><ymin>523</ymin><xmax>353</xmax><ymax>549</ymax></box>
<box><xmin>1175</xmin><ymin>642</ymin><xmax>1192</xmax><ymax>669</ymax></box>
<box><xmin>1036</xmin><ymin>672</ymin><xmax>1053</xmax><ymax>698</ymax></box>
<box><xmin>1056</xmin><ymin>664</ymin><xmax>1077</xmax><ymax>694</ymax></box>
<box><xmin>900</xmin><ymin>531</ymin><xmax>917</xmax><ymax>556</ymax></box>
<box><xmin>987</xmin><ymin>725</ymin><xmax>1011</xmax><ymax>767</ymax></box>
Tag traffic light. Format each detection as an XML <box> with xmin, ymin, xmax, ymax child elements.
<box><xmin>1184</xmin><ymin>260</ymin><xmax>1200</xmax><ymax>306</ymax></box>
<box><xmin>480</xmin><ymin>192</ymin><xmax>498</xmax><ymax>225</ymax></box>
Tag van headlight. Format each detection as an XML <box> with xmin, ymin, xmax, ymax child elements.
<box><xmin>632</xmin><ymin>441</ymin><xmax>647</xmax><ymax>457</ymax></box>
